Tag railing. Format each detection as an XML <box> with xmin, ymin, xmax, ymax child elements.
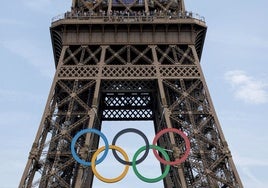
<box><xmin>52</xmin><ymin>11</ymin><xmax>205</xmax><ymax>23</ymax></box>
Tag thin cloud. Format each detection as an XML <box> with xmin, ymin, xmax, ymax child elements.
<box><xmin>229</xmin><ymin>152</ymin><xmax>268</xmax><ymax>187</ymax></box>
<box><xmin>0</xmin><ymin>89</ymin><xmax>46</xmax><ymax>104</ymax></box>
<box><xmin>0</xmin><ymin>111</ymin><xmax>37</xmax><ymax>127</ymax></box>
<box><xmin>0</xmin><ymin>39</ymin><xmax>54</xmax><ymax>78</ymax></box>
<box><xmin>241</xmin><ymin>167</ymin><xmax>265</xmax><ymax>188</ymax></box>
<box><xmin>22</xmin><ymin>0</ymin><xmax>52</xmax><ymax>11</ymax></box>
<box><xmin>225</xmin><ymin>70</ymin><xmax>268</xmax><ymax>104</ymax></box>
<box><xmin>0</xmin><ymin>18</ymin><xmax>26</xmax><ymax>26</ymax></box>
<box><xmin>21</xmin><ymin>0</ymin><xmax>70</xmax><ymax>15</ymax></box>
<box><xmin>233</xmin><ymin>153</ymin><xmax>268</xmax><ymax>167</ymax></box>
<box><xmin>207</xmin><ymin>27</ymin><xmax>268</xmax><ymax>49</ymax></box>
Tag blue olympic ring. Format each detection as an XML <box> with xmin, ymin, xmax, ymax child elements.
<box><xmin>70</xmin><ymin>128</ymin><xmax>109</xmax><ymax>166</ymax></box>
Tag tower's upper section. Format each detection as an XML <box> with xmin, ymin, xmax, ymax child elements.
<box><xmin>71</xmin><ymin>0</ymin><xmax>185</xmax><ymax>15</ymax></box>
<box><xmin>51</xmin><ymin>0</ymin><xmax>206</xmax><ymax>66</ymax></box>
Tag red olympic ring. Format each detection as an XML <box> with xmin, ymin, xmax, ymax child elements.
<box><xmin>152</xmin><ymin>128</ymin><xmax>190</xmax><ymax>166</ymax></box>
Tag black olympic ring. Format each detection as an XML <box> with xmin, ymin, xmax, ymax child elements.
<box><xmin>111</xmin><ymin>128</ymin><xmax>150</xmax><ymax>166</ymax></box>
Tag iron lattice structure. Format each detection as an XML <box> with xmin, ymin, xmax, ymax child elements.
<box><xmin>20</xmin><ymin>0</ymin><xmax>243</xmax><ymax>187</ymax></box>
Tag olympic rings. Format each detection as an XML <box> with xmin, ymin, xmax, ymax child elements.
<box><xmin>152</xmin><ymin>128</ymin><xmax>191</xmax><ymax>166</ymax></box>
<box><xmin>71</xmin><ymin>128</ymin><xmax>109</xmax><ymax>166</ymax></box>
<box><xmin>112</xmin><ymin>128</ymin><xmax>149</xmax><ymax>165</ymax></box>
<box><xmin>132</xmin><ymin>145</ymin><xmax>170</xmax><ymax>183</ymax></box>
<box><xmin>71</xmin><ymin>127</ymin><xmax>190</xmax><ymax>183</ymax></box>
<box><xmin>91</xmin><ymin>145</ymin><xmax>129</xmax><ymax>183</ymax></box>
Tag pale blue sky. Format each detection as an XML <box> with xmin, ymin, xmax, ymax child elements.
<box><xmin>0</xmin><ymin>0</ymin><xmax>268</xmax><ymax>187</ymax></box>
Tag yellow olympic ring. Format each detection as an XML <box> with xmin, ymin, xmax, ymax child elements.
<box><xmin>91</xmin><ymin>145</ymin><xmax>130</xmax><ymax>183</ymax></box>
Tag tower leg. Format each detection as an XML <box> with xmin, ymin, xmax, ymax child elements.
<box><xmin>152</xmin><ymin>45</ymin><xmax>188</xmax><ymax>187</ymax></box>
<box><xmin>74</xmin><ymin>46</ymin><xmax>107</xmax><ymax>188</ymax></box>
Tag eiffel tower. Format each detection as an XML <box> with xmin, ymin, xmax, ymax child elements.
<box><xmin>19</xmin><ymin>0</ymin><xmax>243</xmax><ymax>187</ymax></box>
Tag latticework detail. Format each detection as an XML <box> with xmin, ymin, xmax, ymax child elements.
<box><xmin>159</xmin><ymin>78</ymin><xmax>240</xmax><ymax>187</ymax></box>
<box><xmin>58</xmin><ymin>65</ymin><xmax>200</xmax><ymax>79</ymax></box>
<box><xmin>58</xmin><ymin>66</ymin><xmax>99</xmax><ymax>78</ymax></box>
<box><xmin>102</xmin><ymin>65</ymin><xmax>157</xmax><ymax>78</ymax></box>
<box><xmin>101</xmin><ymin>80</ymin><xmax>156</xmax><ymax>91</ymax></box>
<box><xmin>103</xmin><ymin>109</ymin><xmax>153</xmax><ymax>120</ymax></box>
<box><xmin>160</xmin><ymin>65</ymin><xmax>200</xmax><ymax>77</ymax></box>
<box><xmin>156</xmin><ymin>45</ymin><xmax>195</xmax><ymax>65</ymax></box>
<box><xmin>24</xmin><ymin>79</ymin><xmax>100</xmax><ymax>187</ymax></box>
<box><xmin>105</xmin><ymin>45</ymin><xmax>153</xmax><ymax>65</ymax></box>
<box><xmin>101</xmin><ymin>92</ymin><xmax>154</xmax><ymax>120</ymax></box>
<box><xmin>63</xmin><ymin>46</ymin><xmax>102</xmax><ymax>65</ymax></box>
<box><xmin>74</xmin><ymin>0</ymin><xmax>184</xmax><ymax>15</ymax></box>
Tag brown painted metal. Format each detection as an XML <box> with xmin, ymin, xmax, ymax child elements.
<box><xmin>20</xmin><ymin>0</ymin><xmax>243</xmax><ymax>187</ymax></box>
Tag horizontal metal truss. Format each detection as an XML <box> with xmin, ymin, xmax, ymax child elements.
<box><xmin>58</xmin><ymin>44</ymin><xmax>200</xmax><ymax>79</ymax></box>
<box><xmin>101</xmin><ymin>92</ymin><xmax>154</xmax><ymax>120</ymax></box>
<box><xmin>100</xmin><ymin>80</ymin><xmax>156</xmax><ymax>120</ymax></box>
<box><xmin>101</xmin><ymin>79</ymin><xmax>156</xmax><ymax>92</ymax></box>
<box><xmin>74</xmin><ymin>0</ymin><xmax>185</xmax><ymax>14</ymax></box>
<box><xmin>59</xmin><ymin>65</ymin><xmax>200</xmax><ymax>79</ymax></box>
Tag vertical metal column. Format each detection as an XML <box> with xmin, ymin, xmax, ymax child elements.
<box><xmin>152</xmin><ymin>45</ymin><xmax>188</xmax><ymax>187</ymax></box>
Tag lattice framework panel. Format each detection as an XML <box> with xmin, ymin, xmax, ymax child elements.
<box><xmin>101</xmin><ymin>92</ymin><xmax>154</xmax><ymax>120</ymax></box>
<box><xmin>57</xmin><ymin>44</ymin><xmax>201</xmax><ymax>80</ymax></box>
<box><xmin>22</xmin><ymin>79</ymin><xmax>101</xmax><ymax>187</ymax></box>
<box><xmin>154</xmin><ymin>78</ymin><xmax>241</xmax><ymax>187</ymax></box>
<box><xmin>75</xmin><ymin>0</ymin><xmax>184</xmax><ymax>14</ymax></box>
